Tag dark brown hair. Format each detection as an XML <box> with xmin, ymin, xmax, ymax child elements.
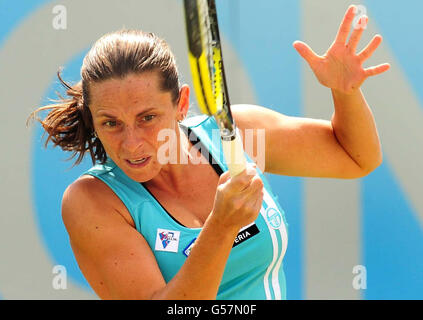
<box><xmin>29</xmin><ymin>29</ymin><xmax>180</xmax><ymax>166</ymax></box>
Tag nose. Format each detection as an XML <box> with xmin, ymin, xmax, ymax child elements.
<box><xmin>121</xmin><ymin>125</ymin><xmax>143</xmax><ymax>154</ymax></box>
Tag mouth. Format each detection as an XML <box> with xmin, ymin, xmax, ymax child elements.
<box><xmin>125</xmin><ymin>156</ymin><xmax>151</xmax><ymax>168</ymax></box>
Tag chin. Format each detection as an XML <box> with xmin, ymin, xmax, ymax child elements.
<box><xmin>120</xmin><ymin>159</ymin><xmax>161</xmax><ymax>183</ymax></box>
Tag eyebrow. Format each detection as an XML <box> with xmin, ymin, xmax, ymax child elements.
<box><xmin>95</xmin><ymin>107</ymin><xmax>158</xmax><ymax>118</ymax></box>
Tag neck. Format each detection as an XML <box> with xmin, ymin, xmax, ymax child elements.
<box><xmin>144</xmin><ymin>124</ymin><xmax>201</xmax><ymax>195</ymax></box>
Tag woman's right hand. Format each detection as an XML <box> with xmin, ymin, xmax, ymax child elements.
<box><xmin>209</xmin><ymin>163</ymin><xmax>264</xmax><ymax>231</ymax></box>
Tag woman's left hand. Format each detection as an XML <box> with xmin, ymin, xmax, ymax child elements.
<box><xmin>293</xmin><ymin>5</ymin><xmax>390</xmax><ymax>95</ymax></box>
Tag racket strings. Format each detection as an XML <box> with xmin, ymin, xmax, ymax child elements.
<box><xmin>199</xmin><ymin>0</ymin><xmax>225</xmax><ymax>116</ymax></box>
<box><xmin>185</xmin><ymin>0</ymin><xmax>235</xmax><ymax>135</ymax></box>
<box><xmin>198</xmin><ymin>0</ymin><xmax>215</xmax><ymax>88</ymax></box>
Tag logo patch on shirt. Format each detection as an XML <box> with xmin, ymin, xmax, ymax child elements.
<box><xmin>233</xmin><ymin>223</ymin><xmax>260</xmax><ymax>247</ymax></box>
<box><xmin>155</xmin><ymin>229</ymin><xmax>180</xmax><ymax>253</ymax></box>
<box><xmin>183</xmin><ymin>238</ymin><xmax>197</xmax><ymax>257</ymax></box>
<box><xmin>266</xmin><ymin>207</ymin><xmax>282</xmax><ymax>229</ymax></box>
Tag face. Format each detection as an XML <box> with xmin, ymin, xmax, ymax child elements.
<box><xmin>89</xmin><ymin>71</ymin><xmax>189</xmax><ymax>182</ymax></box>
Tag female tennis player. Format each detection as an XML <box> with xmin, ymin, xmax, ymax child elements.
<box><xmin>32</xmin><ymin>6</ymin><xmax>388</xmax><ymax>299</ymax></box>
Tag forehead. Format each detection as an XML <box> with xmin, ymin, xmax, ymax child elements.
<box><xmin>89</xmin><ymin>72</ymin><xmax>170</xmax><ymax>110</ymax></box>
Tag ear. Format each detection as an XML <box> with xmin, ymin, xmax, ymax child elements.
<box><xmin>177</xmin><ymin>84</ymin><xmax>190</xmax><ymax>121</ymax></box>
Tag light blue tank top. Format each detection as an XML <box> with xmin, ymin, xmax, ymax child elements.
<box><xmin>84</xmin><ymin>115</ymin><xmax>288</xmax><ymax>300</ymax></box>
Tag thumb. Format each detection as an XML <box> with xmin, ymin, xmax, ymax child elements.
<box><xmin>293</xmin><ymin>41</ymin><xmax>319</xmax><ymax>65</ymax></box>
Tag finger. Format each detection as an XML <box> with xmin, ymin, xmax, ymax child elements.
<box><xmin>358</xmin><ymin>34</ymin><xmax>383</xmax><ymax>61</ymax></box>
<box><xmin>218</xmin><ymin>170</ymin><xmax>231</xmax><ymax>185</ymax></box>
<box><xmin>242</xmin><ymin>176</ymin><xmax>264</xmax><ymax>205</ymax></box>
<box><xmin>227</xmin><ymin>164</ymin><xmax>256</xmax><ymax>191</ymax></box>
<box><xmin>364</xmin><ymin>63</ymin><xmax>391</xmax><ymax>77</ymax></box>
<box><xmin>293</xmin><ymin>41</ymin><xmax>320</xmax><ymax>65</ymax></box>
<box><xmin>249</xmin><ymin>190</ymin><xmax>264</xmax><ymax>216</ymax></box>
<box><xmin>348</xmin><ymin>15</ymin><xmax>368</xmax><ymax>52</ymax></box>
<box><xmin>335</xmin><ymin>5</ymin><xmax>357</xmax><ymax>45</ymax></box>
<box><xmin>248</xmin><ymin>175</ymin><xmax>264</xmax><ymax>193</ymax></box>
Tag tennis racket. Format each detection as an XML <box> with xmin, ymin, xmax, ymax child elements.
<box><xmin>183</xmin><ymin>0</ymin><xmax>246</xmax><ymax>177</ymax></box>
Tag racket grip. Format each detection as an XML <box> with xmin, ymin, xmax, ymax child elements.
<box><xmin>222</xmin><ymin>130</ymin><xmax>247</xmax><ymax>177</ymax></box>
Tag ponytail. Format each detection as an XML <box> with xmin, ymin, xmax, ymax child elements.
<box><xmin>28</xmin><ymin>71</ymin><xmax>106</xmax><ymax>166</ymax></box>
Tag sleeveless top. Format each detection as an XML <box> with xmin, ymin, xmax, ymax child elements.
<box><xmin>83</xmin><ymin>115</ymin><xmax>288</xmax><ymax>300</ymax></box>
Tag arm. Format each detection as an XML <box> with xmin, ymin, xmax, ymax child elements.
<box><xmin>330</xmin><ymin>88</ymin><xmax>382</xmax><ymax>174</ymax></box>
<box><xmin>62</xmin><ymin>167</ymin><xmax>263</xmax><ymax>300</ymax></box>
<box><xmin>233</xmin><ymin>6</ymin><xmax>388</xmax><ymax>179</ymax></box>
<box><xmin>292</xmin><ymin>5</ymin><xmax>389</xmax><ymax>172</ymax></box>
<box><xmin>233</xmin><ymin>104</ymin><xmax>372</xmax><ymax>179</ymax></box>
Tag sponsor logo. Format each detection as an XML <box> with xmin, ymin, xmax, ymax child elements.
<box><xmin>266</xmin><ymin>208</ymin><xmax>282</xmax><ymax>229</ymax></box>
<box><xmin>183</xmin><ymin>238</ymin><xmax>197</xmax><ymax>257</ymax></box>
<box><xmin>233</xmin><ymin>223</ymin><xmax>260</xmax><ymax>247</ymax></box>
<box><xmin>155</xmin><ymin>229</ymin><xmax>180</xmax><ymax>253</ymax></box>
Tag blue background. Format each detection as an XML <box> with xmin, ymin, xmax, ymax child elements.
<box><xmin>1</xmin><ymin>0</ymin><xmax>421</xmax><ymax>299</ymax></box>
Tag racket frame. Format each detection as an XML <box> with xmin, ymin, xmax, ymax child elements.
<box><xmin>184</xmin><ymin>0</ymin><xmax>247</xmax><ymax>176</ymax></box>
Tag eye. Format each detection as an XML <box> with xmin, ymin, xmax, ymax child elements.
<box><xmin>103</xmin><ymin>120</ymin><xmax>117</xmax><ymax>127</ymax></box>
<box><xmin>142</xmin><ymin>115</ymin><xmax>156</xmax><ymax>122</ymax></box>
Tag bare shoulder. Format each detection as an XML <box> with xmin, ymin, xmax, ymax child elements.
<box><xmin>62</xmin><ymin>175</ymin><xmax>135</xmax><ymax>233</ymax></box>
<box><xmin>61</xmin><ymin>176</ymin><xmax>166</xmax><ymax>299</ymax></box>
<box><xmin>63</xmin><ymin>174</ymin><xmax>105</xmax><ymax>204</ymax></box>
<box><xmin>62</xmin><ymin>174</ymin><xmax>113</xmax><ymax>206</ymax></box>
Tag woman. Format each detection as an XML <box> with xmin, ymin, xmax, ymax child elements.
<box><xmin>32</xmin><ymin>6</ymin><xmax>389</xmax><ymax>299</ymax></box>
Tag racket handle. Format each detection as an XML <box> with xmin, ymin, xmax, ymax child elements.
<box><xmin>222</xmin><ymin>130</ymin><xmax>247</xmax><ymax>177</ymax></box>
